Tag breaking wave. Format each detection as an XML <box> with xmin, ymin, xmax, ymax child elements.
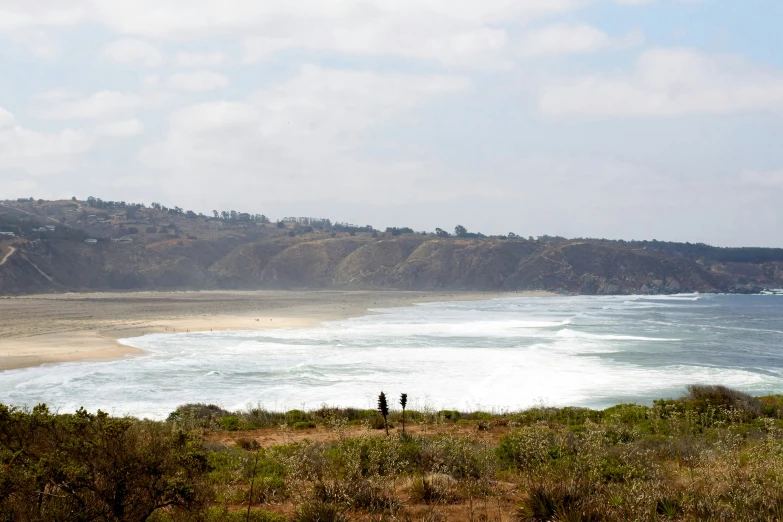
<box><xmin>1</xmin><ymin>293</ymin><xmax>782</xmax><ymax>419</ymax></box>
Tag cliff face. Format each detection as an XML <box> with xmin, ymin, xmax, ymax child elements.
<box><xmin>0</xmin><ymin>235</ymin><xmax>743</xmax><ymax>295</ymax></box>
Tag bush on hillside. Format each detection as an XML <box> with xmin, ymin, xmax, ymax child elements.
<box><xmin>685</xmin><ymin>384</ymin><xmax>762</xmax><ymax>418</ymax></box>
<box><xmin>0</xmin><ymin>404</ymin><xmax>211</xmax><ymax>520</ymax></box>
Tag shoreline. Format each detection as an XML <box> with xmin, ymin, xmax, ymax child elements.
<box><xmin>0</xmin><ymin>290</ymin><xmax>553</xmax><ymax>371</ymax></box>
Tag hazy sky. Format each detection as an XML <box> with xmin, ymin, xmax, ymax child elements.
<box><xmin>1</xmin><ymin>1</ymin><xmax>782</xmax><ymax>246</ymax></box>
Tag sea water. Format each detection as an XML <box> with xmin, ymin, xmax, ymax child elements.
<box><xmin>1</xmin><ymin>294</ymin><xmax>782</xmax><ymax>420</ymax></box>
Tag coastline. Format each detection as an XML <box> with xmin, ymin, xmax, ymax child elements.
<box><xmin>0</xmin><ymin>290</ymin><xmax>553</xmax><ymax>371</ymax></box>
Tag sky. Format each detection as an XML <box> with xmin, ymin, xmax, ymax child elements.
<box><xmin>1</xmin><ymin>0</ymin><xmax>782</xmax><ymax>247</ymax></box>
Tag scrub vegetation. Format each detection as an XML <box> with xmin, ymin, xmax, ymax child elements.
<box><xmin>4</xmin><ymin>386</ymin><xmax>783</xmax><ymax>521</ymax></box>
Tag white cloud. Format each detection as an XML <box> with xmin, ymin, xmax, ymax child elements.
<box><xmin>141</xmin><ymin>74</ymin><xmax>160</xmax><ymax>87</ymax></box>
<box><xmin>95</xmin><ymin>119</ymin><xmax>144</xmax><ymax>138</ymax></box>
<box><xmin>90</xmin><ymin>1</ymin><xmax>592</xmax><ymax>37</ymax></box>
<box><xmin>243</xmin><ymin>21</ymin><xmax>511</xmax><ymax>70</ymax></box>
<box><xmin>140</xmin><ymin>65</ymin><xmax>472</xmax><ymax>204</ymax></box>
<box><xmin>0</xmin><ymin>1</ymin><xmax>89</xmax><ymax>31</ymax></box>
<box><xmin>103</xmin><ymin>38</ymin><xmax>163</xmax><ymax>67</ymax></box>
<box><xmin>539</xmin><ymin>48</ymin><xmax>783</xmax><ymax>117</ymax></box>
<box><xmin>3</xmin><ymin>29</ymin><xmax>61</xmax><ymax>58</ymax></box>
<box><xmin>33</xmin><ymin>89</ymin><xmax>74</xmax><ymax>102</ymax></box>
<box><xmin>741</xmin><ymin>169</ymin><xmax>783</xmax><ymax>189</ymax></box>
<box><xmin>176</xmin><ymin>51</ymin><xmax>225</xmax><ymax>67</ymax></box>
<box><xmin>519</xmin><ymin>23</ymin><xmax>613</xmax><ymax>57</ymax></box>
<box><xmin>0</xmin><ymin>0</ymin><xmax>603</xmax><ymax>69</ymax></box>
<box><xmin>0</xmin><ymin>106</ymin><xmax>93</xmax><ymax>175</ymax></box>
<box><xmin>37</xmin><ymin>91</ymin><xmax>145</xmax><ymax>120</ymax></box>
<box><xmin>167</xmin><ymin>70</ymin><xmax>229</xmax><ymax>92</ymax></box>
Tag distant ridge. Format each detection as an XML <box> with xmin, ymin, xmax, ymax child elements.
<box><xmin>1</xmin><ymin>198</ymin><xmax>781</xmax><ymax>295</ymax></box>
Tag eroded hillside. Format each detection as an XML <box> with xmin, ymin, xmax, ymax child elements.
<box><xmin>0</xmin><ymin>198</ymin><xmax>780</xmax><ymax>295</ymax></box>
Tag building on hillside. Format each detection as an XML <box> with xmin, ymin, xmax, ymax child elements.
<box><xmin>32</xmin><ymin>227</ymin><xmax>48</xmax><ymax>232</ymax></box>
<box><xmin>84</xmin><ymin>238</ymin><xmax>98</xmax><ymax>244</ymax></box>
<box><xmin>111</xmin><ymin>238</ymin><xmax>134</xmax><ymax>244</ymax></box>
<box><xmin>0</xmin><ymin>231</ymin><xmax>15</xmax><ymax>237</ymax></box>
<box><xmin>45</xmin><ymin>225</ymin><xmax>56</xmax><ymax>231</ymax></box>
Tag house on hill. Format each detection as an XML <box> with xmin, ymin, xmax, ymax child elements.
<box><xmin>111</xmin><ymin>238</ymin><xmax>134</xmax><ymax>244</ymax></box>
<box><xmin>84</xmin><ymin>238</ymin><xmax>98</xmax><ymax>244</ymax></box>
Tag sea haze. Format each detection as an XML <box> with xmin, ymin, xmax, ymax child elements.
<box><xmin>2</xmin><ymin>294</ymin><xmax>782</xmax><ymax>420</ymax></box>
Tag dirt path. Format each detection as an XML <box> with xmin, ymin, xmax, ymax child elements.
<box><xmin>206</xmin><ymin>422</ymin><xmax>513</xmax><ymax>449</ymax></box>
<box><xmin>19</xmin><ymin>253</ymin><xmax>55</xmax><ymax>283</ymax></box>
<box><xmin>0</xmin><ymin>246</ymin><xmax>15</xmax><ymax>267</ymax></box>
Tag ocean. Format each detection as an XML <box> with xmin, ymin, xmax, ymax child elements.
<box><xmin>1</xmin><ymin>293</ymin><xmax>782</xmax><ymax>420</ymax></box>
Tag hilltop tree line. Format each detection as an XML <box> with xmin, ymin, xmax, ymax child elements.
<box><xmin>10</xmin><ymin>196</ymin><xmax>532</xmax><ymax>241</ymax></box>
<box><xmin>10</xmin><ymin>197</ymin><xmax>783</xmax><ymax>265</ymax></box>
<box><xmin>586</xmin><ymin>238</ymin><xmax>783</xmax><ymax>264</ymax></box>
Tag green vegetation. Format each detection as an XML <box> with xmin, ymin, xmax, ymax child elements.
<box><xmin>5</xmin><ymin>386</ymin><xmax>783</xmax><ymax>520</ymax></box>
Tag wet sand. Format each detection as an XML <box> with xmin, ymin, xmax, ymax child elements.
<box><xmin>0</xmin><ymin>290</ymin><xmax>552</xmax><ymax>371</ymax></box>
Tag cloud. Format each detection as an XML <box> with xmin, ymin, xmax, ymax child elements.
<box><xmin>0</xmin><ymin>1</ymin><xmax>89</xmax><ymax>31</ymax></box>
<box><xmin>167</xmin><ymin>70</ymin><xmax>229</xmax><ymax>92</ymax></box>
<box><xmin>140</xmin><ymin>65</ymin><xmax>472</xmax><ymax>204</ymax></box>
<box><xmin>741</xmin><ymin>169</ymin><xmax>783</xmax><ymax>189</ymax></box>
<box><xmin>243</xmin><ymin>21</ymin><xmax>512</xmax><ymax>70</ymax></box>
<box><xmin>90</xmin><ymin>1</ymin><xmax>592</xmax><ymax>37</ymax></box>
<box><xmin>176</xmin><ymin>51</ymin><xmax>225</xmax><ymax>67</ymax></box>
<box><xmin>95</xmin><ymin>119</ymin><xmax>144</xmax><ymax>138</ymax></box>
<box><xmin>1</xmin><ymin>0</ymin><xmax>603</xmax><ymax>69</ymax></box>
<box><xmin>539</xmin><ymin>48</ymin><xmax>783</xmax><ymax>117</ymax></box>
<box><xmin>0</xmin><ymin>106</ymin><xmax>93</xmax><ymax>175</ymax></box>
<box><xmin>37</xmin><ymin>91</ymin><xmax>145</xmax><ymax>120</ymax></box>
<box><xmin>3</xmin><ymin>29</ymin><xmax>61</xmax><ymax>58</ymax></box>
<box><xmin>519</xmin><ymin>23</ymin><xmax>613</xmax><ymax>57</ymax></box>
<box><xmin>103</xmin><ymin>38</ymin><xmax>163</xmax><ymax>67</ymax></box>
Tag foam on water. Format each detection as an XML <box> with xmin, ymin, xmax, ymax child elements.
<box><xmin>1</xmin><ymin>294</ymin><xmax>782</xmax><ymax>419</ymax></box>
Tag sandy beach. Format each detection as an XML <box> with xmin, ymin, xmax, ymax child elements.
<box><xmin>0</xmin><ymin>290</ymin><xmax>552</xmax><ymax>371</ymax></box>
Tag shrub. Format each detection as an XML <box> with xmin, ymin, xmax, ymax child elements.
<box><xmin>497</xmin><ymin>427</ymin><xmax>556</xmax><ymax>470</ymax></box>
<box><xmin>602</xmin><ymin>404</ymin><xmax>649</xmax><ymax>425</ymax></box>
<box><xmin>516</xmin><ymin>482</ymin><xmax>600</xmax><ymax>522</ymax></box>
<box><xmin>168</xmin><ymin>403</ymin><xmax>231</xmax><ymax>422</ymax></box>
<box><xmin>410</xmin><ymin>475</ymin><xmax>460</xmax><ymax>505</ymax></box>
<box><xmin>685</xmin><ymin>384</ymin><xmax>762</xmax><ymax>418</ymax></box>
<box><xmin>236</xmin><ymin>437</ymin><xmax>261</xmax><ymax>450</ymax></box>
<box><xmin>314</xmin><ymin>479</ymin><xmax>399</xmax><ymax>512</ymax></box>
<box><xmin>0</xmin><ymin>405</ymin><xmax>211</xmax><ymax>520</ymax></box>
<box><xmin>286</xmin><ymin>409</ymin><xmax>311</xmax><ymax>424</ymax></box>
<box><xmin>293</xmin><ymin>421</ymin><xmax>317</xmax><ymax>430</ymax></box>
<box><xmin>369</xmin><ymin>415</ymin><xmax>389</xmax><ymax>430</ymax></box>
<box><xmin>203</xmin><ymin>507</ymin><xmax>286</xmax><ymax>522</ymax></box>
<box><xmin>655</xmin><ymin>495</ymin><xmax>683</xmax><ymax>519</ymax></box>
<box><xmin>220</xmin><ymin>415</ymin><xmax>242</xmax><ymax>431</ymax></box>
<box><xmin>294</xmin><ymin>500</ymin><xmax>347</xmax><ymax>522</ymax></box>
<box><xmin>439</xmin><ymin>410</ymin><xmax>461</xmax><ymax>422</ymax></box>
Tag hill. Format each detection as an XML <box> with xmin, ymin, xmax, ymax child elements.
<box><xmin>1</xmin><ymin>198</ymin><xmax>781</xmax><ymax>295</ymax></box>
